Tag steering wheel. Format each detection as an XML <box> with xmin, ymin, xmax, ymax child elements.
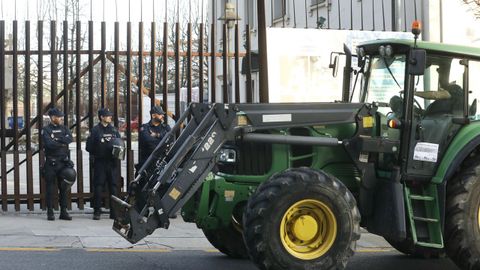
<box><xmin>389</xmin><ymin>95</ymin><xmax>424</xmax><ymax>118</ymax></box>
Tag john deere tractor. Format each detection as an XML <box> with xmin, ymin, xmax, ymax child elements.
<box><xmin>111</xmin><ymin>26</ymin><xmax>480</xmax><ymax>270</ymax></box>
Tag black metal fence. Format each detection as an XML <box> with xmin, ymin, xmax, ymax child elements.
<box><xmin>0</xmin><ymin>11</ymin><xmax>262</xmax><ymax>212</ymax></box>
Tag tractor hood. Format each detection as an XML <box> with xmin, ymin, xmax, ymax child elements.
<box><xmin>235</xmin><ymin>102</ymin><xmax>365</xmax><ymax>131</ymax></box>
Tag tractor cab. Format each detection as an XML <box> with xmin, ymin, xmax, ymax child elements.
<box><xmin>354</xmin><ymin>38</ymin><xmax>469</xmax><ymax>178</ymax></box>
<box><xmin>344</xmin><ymin>26</ymin><xmax>480</xmax><ymax>251</ymax></box>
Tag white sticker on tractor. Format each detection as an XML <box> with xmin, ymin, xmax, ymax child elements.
<box><xmin>262</xmin><ymin>114</ymin><xmax>292</xmax><ymax>123</ymax></box>
<box><xmin>189</xmin><ymin>165</ymin><xmax>198</xmax><ymax>173</ymax></box>
<box><xmin>224</xmin><ymin>190</ymin><xmax>235</xmax><ymax>202</ymax></box>
<box><xmin>413</xmin><ymin>142</ymin><xmax>439</xmax><ymax>163</ymax></box>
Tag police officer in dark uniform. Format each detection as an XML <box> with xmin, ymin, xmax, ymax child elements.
<box><xmin>86</xmin><ymin>108</ymin><xmax>121</xmax><ymax>220</ymax></box>
<box><xmin>42</xmin><ymin>108</ymin><xmax>74</xmax><ymax>221</ymax></box>
<box><xmin>137</xmin><ymin>106</ymin><xmax>171</xmax><ymax>170</ymax></box>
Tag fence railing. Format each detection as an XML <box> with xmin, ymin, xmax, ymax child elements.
<box><xmin>0</xmin><ymin>15</ymin><xmax>260</xmax><ymax>212</ymax></box>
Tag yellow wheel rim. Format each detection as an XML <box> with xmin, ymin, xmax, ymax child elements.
<box><xmin>280</xmin><ymin>199</ymin><xmax>337</xmax><ymax>260</ymax></box>
<box><xmin>477</xmin><ymin>204</ymin><xmax>480</xmax><ymax>231</ymax></box>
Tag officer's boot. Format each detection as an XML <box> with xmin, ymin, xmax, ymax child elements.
<box><xmin>59</xmin><ymin>186</ymin><xmax>71</xmax><ymax>220</ymax></box>
<box><xmin>59</xmin><ymin>208</ymin><xmax>72</xmax><ymax>220</ymax></box>
<box><xmin>93</xmin><ymin>209</ymin><xmax>101</xmax><ymax>220</ymax></box>
<box><xmin>47</xmin><ymin>208</ymin><xmax>55</xmax><ymax>221</ymax></box>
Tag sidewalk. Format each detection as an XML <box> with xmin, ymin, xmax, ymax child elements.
<box><xmin>0</xmin><ymin>211</ymin><xmax>392</xmax><ymax>251</ymax></box>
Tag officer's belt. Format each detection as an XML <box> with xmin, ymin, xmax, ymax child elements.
<box><xmin>46</xmin><ymin>156</ymin><xmax>67</xmax><ymax>162</ymax></box>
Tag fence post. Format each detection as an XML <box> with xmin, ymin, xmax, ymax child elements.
<box><xmin>25</xmin><ymin>20</ymin><xmax>34</xmax><ymax>211</ymax></box>
<box><xmin>12</xmin><ymin>20</ymin><xmax>20</xmax><ymax>211</ymax></box>
<box><xmin>38</xmin><ymin>20</ymin><xmax>46</xmax><ymax>210</ymax></box>
<box><xmin>75</xmin><ymin>21</ymin><xmax>85</xmax><ymax>210</ymax></box>
<box><xmin>258</xmin><ymin>0</ymin><xmax>269</xmax><ymax>103</ymax></box>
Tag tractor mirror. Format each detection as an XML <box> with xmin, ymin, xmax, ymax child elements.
<box><xmin>408</xmin><ymin>49</ymin><xmax>426</xmax><ymax>76</ymax></box>
<box><xmin>330</xmin><ymin>55</ymin><xmax>340</xmax><ymax>77</ymax></box>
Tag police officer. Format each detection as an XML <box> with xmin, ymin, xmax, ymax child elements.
<box><xmin>42</xmin><ymin>108</ymin><xmax>74</xmax><ymax>221</ymax></box>
<box><xmin>86</xmin><ymin>108</ymin><xmax>121</xmax><ymax>220</ymax></box>
<box><xmin>137</xmin><ymin>106</ymin><xmax>171</xmax><ymax>170</ymax></box>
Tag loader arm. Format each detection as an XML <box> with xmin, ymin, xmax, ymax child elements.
<box><xmin>112</xmin><ymin>103</ymin><xmax>236</xmax><ymax>243</ymax></box>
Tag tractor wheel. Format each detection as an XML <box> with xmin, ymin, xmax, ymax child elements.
<box><xmin>243</xmin><ymin>168</ymin><xmax>360</xmax><ymax>270</ymax></box>
<box><xmin>384</xmin><ymin>238</ymin><xmax>445</xmax><ymax>258</ymax></box>
<box><xmin>445</xmin><ymin>163</ymin><xmax>480</xmax><ymax>270</ymax></box>
<box><xmin>202</xmin><ymin>222</ymin><xmax>248</xmax><ymax>259</ymax></box>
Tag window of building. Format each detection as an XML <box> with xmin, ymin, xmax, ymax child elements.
<box><xmin>220</xmin><ymin>0</ymin><xmax>227</xmax><ymax>16</ymax></box>
<box><xmin>273</xmin><ymin>0</ymin><xmax>286</xmax><ymax>21</ymax></box>
<box><xmin>311</xmin><ymin>0</ymin><xmax>326</xmax><ymax>6</ymax></box>
<box><xmin>245</xmin><ymin>0</ymin><xmax>257</xmax><ymax>30</ymax></box>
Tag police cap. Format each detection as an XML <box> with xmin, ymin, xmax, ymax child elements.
<box><xmin>150</xmin><ymin>106</ymin><xmax>165</xmax><ymax>115</ymax></box>
<box><xmin>98</xmin><ymin>108</ymin><xmax>114</xmax><ymax>118</ymax></box>
<box><xmin>48</xmin><ymin>107</ymin><xmax>65</xmax><ymax>117</ymax></box>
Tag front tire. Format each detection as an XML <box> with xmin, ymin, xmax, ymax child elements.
<box><xmin>243</xmin><ymin>168</ymin><xmax>360</xmax><ymax>270</ymax></box>
<box><xmin>445</xmin><ymin>163</ymin><xmax>480</xmax><ymax>270</ymax></box>
<box><xmin>202</xmin><ymin>222</ymin><xmax>248</xmax><ymax>259</ymax></box>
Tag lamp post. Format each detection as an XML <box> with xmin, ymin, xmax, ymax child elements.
<box><xmin>218</xmin><ymin>2</ymin><xmax>240</xmax><ymax>103</ymax></box>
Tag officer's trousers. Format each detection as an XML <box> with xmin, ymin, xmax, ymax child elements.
<box><xmin>44</xmin><ymin>158</ymin><xmax>68</xmax><ymax>209</ymax></box>
<box><xmin>92</xmin><ymin>158</ymin><xmax>119</xmax><ymax>211</ymax></box>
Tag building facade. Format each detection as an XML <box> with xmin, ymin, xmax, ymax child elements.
<box><xmin>209</xmin><ymin>0</ymin><xmax>480</xmax><ymax>103</ymax></box>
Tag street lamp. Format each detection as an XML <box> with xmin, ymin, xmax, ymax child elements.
<box><xmin>218</xmin><ymin>2</ymin><xmax>241</xmax><ymax>103</ymax></box>
<box><xmin>218</xmin><ymin>2</ymin><xmax>240</xmax><ymax>28</ymax></box>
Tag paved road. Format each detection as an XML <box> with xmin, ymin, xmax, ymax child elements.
<box><xmin>0</xmin><ymin>248</ymin><xmax>460</xmax><ymax>270</ymax></box>
<box><xmin>0</xmin><ymin>214</ymin><xmax>461</xmax><ymax>270</ymax></box>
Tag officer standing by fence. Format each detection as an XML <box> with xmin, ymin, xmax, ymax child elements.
<box><xmin>42</xmin><ymin>108</ymin><xmax>76</xmax><ymax>221</ymax></box>
<box><xmin>137</xmin><ymin>106</ymin><xmax>171</xmax><ymax>171</ymax></box>
<box><xmin>86</xmin><ymin>108</ymin><xmax>122</xmax><ymax>220</ymax></box>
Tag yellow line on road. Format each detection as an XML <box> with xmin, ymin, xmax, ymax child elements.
<box><xmin>356</xmin><ymin>248</ymin><xmax>394</xmax><ymax>253</ymax></box>
<box><xmin>0</xmin><ymin>247</ymin><xmax>60</xmax><ymax>252</ymax></box>
<box><xmin>86</xmin><ymin>248</ymin><xmax>171</xmax><ymax>253</ymax></box>
<box><xmin>204</xmin><ymin>249</ymin><xmax>220</xmax><ymax>253</ymax></box>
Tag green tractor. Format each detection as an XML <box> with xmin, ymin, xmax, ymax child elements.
<box><xmin>111</xmin><ymin>27</ymin><xmax>480</xmax><ymax>270</ymax></box>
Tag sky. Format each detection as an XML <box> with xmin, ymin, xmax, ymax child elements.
<box><xmin>0</xmin><ymin>0</ymin><xmax>210</xmax><ymax>51</ymax></box>
<box><xmin>0</xmin><ymin>0</ymin><xmax>208</xmax><ymax>23</ymax></box>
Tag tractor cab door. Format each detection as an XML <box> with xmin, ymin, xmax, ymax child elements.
<box><xmin>363</xmin><ymin>54</ymin><xmax>406</xmax><ymax>171</ymax></box>
<box><xmin>405</xmin><ymin>54</ymin><xmax>467</xmax><ymax>179</ymax></box>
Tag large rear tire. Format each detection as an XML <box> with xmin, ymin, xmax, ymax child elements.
<box><xmin>243</xmin><ymin>168</ymin><xmax>360</xmax><ymax>270</ymax></box>
<box><xmin>445</xmin><ymin>163</ymin><xmax>480</xmax><ymax>270</ymax></box>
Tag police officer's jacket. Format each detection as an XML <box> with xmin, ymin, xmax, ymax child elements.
<box><xmin>42</xmin><ymin>124</ymin><xmax>73</xmax><ymax>158</ymax></box>
<box><xmin>86</xmin><ymin>123</ymin><xmax>121</xmax><ymax>159</ymax></box>
<box><xmin>138</xmin><ymin>121</ymin><xmax>171</xmax><ymax>164</ymax></box>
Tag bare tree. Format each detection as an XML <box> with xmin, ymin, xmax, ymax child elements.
<box><xmin>133</xmin><ymin>0</ymin><xmax>209</xmax><ymax>98</ymax></box>
<box><xmin>464</xmin><ymin>0</ymin><xmax>480</xmax><ymax>18</ymax></box>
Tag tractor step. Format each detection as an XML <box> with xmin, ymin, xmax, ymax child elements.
<box><xmin>404</xmin><ymin>183</ymin><xmax>444</xmax><ymax>249</ymax></box>
<box><xmin>413</xmin><ymin>216</ymin><xmax>439</xmax><ymax>223</ymax></box>
<box><xmin>416</xmin><ymin>241</ymin><xmax>444</xmax><ymax>249</ymax></box>
<box><xmin>409</xmin><ymin>195</ymin><xmax>434</xmax><ymax>201</ymax></box>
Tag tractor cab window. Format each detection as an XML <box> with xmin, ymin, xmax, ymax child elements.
<box><xmin>363</xmin><ymin>53</ymin><xmax>466</xmax><ymax>119</ymax></box>
<box><xmin>414</xmin><ymin>55</ymin><xmax>465</xmax><ymax>118</ymax></box>
<box><xmin>469</xmin><ymin>61</ymin><xmax>480</xmax><ymax>120</ymax></box>
<box><xmin>365</xmin><ymin>55</ymin><xmax>406</xmax><ymax>116</ymax></box>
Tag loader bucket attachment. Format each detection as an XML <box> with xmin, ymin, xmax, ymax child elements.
<box><xmin>111</xmin><ymin>195</ymin><xmax>167</xmax><ymax>244</ymax></box>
